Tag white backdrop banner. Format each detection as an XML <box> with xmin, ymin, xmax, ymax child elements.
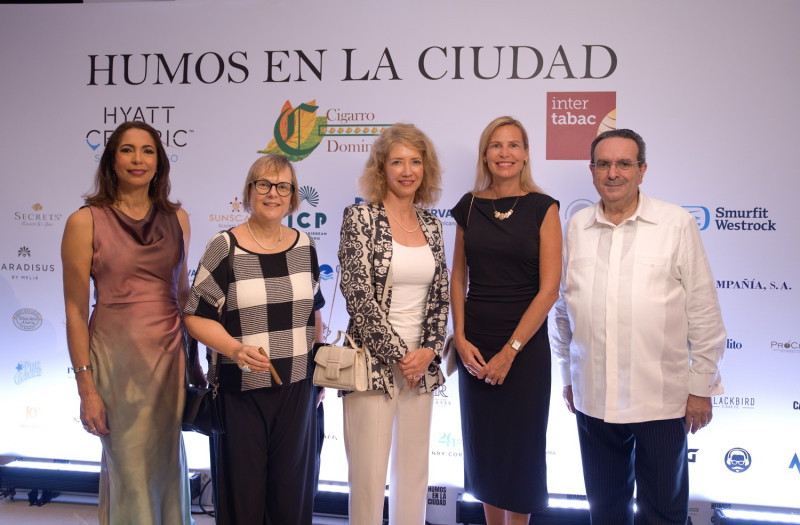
<box><xmin>1</xmin><ymin>1</ymin><xmax>799</xmax><ymax>523</ymax></box>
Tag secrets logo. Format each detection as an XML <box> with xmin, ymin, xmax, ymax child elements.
<box><xmin>546</xmin><ymin>91</ymin><xmax>616</xmax><ymax>160</ymax></box>
<box><xmin>14</xmin><ymin>203</ymin><xmax>64</xmax><ymax>229</ymax></box>
<box><xmin>258</xmin><ymin>100</ymin><xmax>390</xmax><ymax>161</ymax></box>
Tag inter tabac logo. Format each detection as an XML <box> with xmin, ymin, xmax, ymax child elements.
<box><xmin>259</xmin><ymin>100</ymin><xmax>327</xmax><ymax>161</ymax></box>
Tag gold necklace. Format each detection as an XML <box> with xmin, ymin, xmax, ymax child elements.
<box><xmin>247</xmin><ymin>220</ymin><xmax>282</xmax><ymax>250</ymax></box>
<box><xmin>385</xmin><ymin>204</ymin><xmax>420</xmax><ymax>233</ymax></box>
<box><xmin>491</xmin><ymin>191</ymin><xmax>520</xmax><ymax>220</ymax></box>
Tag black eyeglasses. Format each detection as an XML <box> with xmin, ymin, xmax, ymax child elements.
<box><xmin>250</xmin><ymin>180</ymin><xmax>295</xmax><ymax>196</ymax></box>
<box><xmin>590</xmin><ymin>160</ymin><xmax>642</xmax><ymax>172</ymax></box>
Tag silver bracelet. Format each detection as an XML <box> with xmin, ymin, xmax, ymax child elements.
<box><xmin>73</xmin><ymin>365</ymin><xmax>93</xmax><ymax>374</ymax></box>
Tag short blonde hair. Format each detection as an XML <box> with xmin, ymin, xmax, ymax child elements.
<box><xmin>358</xmin><ymin>124</ymin><xmax>442</xmax><ymax>207</ymax></box>
<box><xmin>242</xmin><ymin>154</ymin><xmax>299</xmax><ymax>215</ymax></box>
<box><xmin>474</xmin><ymin>116</ymin><xmax>542</xmax><ymax>194</ymax></box>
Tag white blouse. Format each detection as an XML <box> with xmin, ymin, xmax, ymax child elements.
<box><xmin>388</xmin><ymin>241</ymin><xmax>435</xmax><ymax>352</ymax></box>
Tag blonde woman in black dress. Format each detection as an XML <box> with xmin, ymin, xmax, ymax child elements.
<box><xmin>450</xmin><ymin>116</ymin><xmax>562</xmax><ymax>525</ymax></box>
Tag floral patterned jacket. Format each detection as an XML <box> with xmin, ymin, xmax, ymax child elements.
<box><xmin>338</xmin><ymin>202</ymin><xmax>449</xmax><ymax>397</ymax></box>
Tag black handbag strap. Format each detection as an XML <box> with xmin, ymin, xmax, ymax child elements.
<box><xmin>183</xmin><ymin>229</ymin><xmax>236</xmax><ymax>391</ymax></box>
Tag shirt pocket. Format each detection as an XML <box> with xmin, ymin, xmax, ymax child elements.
<box><xmin>565</xmin><ymin>256</ymin><xmax>595</xmax><ymax>294</ymax></box>
<box><xmin>633</xmin><ymin>256</ymin><xmax>671</xmax><ymax>297</ymax></box>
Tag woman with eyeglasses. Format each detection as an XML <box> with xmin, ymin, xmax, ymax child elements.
<box><xmin>184</xmin><ymin>154</ymin><xmax>325</xmax><ymax>525</ymax></box>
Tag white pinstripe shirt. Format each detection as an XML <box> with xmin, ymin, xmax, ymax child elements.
<box><xmin>552</xmin><ymin>192</ymin><xmax>725</xmax><ymax>423</ymax></box>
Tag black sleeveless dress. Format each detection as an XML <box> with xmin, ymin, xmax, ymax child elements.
<box><xmin>451</xmin><ymin>192</ymin><xmax>557</xmax><ymax>514</ymax></box>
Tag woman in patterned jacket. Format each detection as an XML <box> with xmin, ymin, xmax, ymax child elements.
<box><xmin>338</xmin><ymin>123</ymin><xmax>449</xmax><ymax>525</ymax></box>
<box><xmin>184</xmin><ymin>154</ymin><xmax>324</xmax><ymax>525</ymax></box>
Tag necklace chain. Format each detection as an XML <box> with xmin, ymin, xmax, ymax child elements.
<box><xmin>385</xmin><ymin>205</ymin><xmax>420</xmax><ymax>233</ymax></box>
<box><xmin>247</xmin><ymin>220</ymin><xmax>282</xmax><ymax>251</ymax></box>
<box><xmin>491</xmin><ymin>191</ymin><xmax>520</xmax><ymax>220</ymax></box>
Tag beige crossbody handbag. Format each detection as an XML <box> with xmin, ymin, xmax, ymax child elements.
<box><xmin>312</xmin><ymin>265</ymin><xmax>372</xmax><ymax>391</ymax></box>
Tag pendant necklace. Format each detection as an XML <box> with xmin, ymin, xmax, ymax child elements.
<box><xmin>385</xmin><ymin>204</ymin><xmax>420</xmax><ymax>233</ymax></box>
<box><xmin>247</xmin><ymin>220</ymin><xmax>282</xmax><ymax>250</ymax></box>
<box><xmin>491</xmin><ymin>190</ymin><xmax>520</xmax><ymax>220</ymax></box>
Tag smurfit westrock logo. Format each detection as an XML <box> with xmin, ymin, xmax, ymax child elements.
<box><xmin>682</xmin><ymin>206</ymin><xmax>710</xmax><ymax>231</ymax></box>
<box><xmin>724</xmin><ymin>448</ymin><xmax>752</xmax><ymax>473</ymax></box>
<box><xmin>714</xmin><ymin>206</ymin><xmax>775</xmax><ymax>231</ymax></box>
<box><xmin>683</xmin><ymin>206</ymin><xmax>777</xmax><ymax>232</ymax></box>
<box><xmin>258</xmin><ymin>100</ymin><xmax>327</xmax><ymax>161</ymax></box>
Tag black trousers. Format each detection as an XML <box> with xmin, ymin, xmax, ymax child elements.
<box><xmin>211</xmin><ymin>379</ymin><xmax>318</xmax><ymax>525</ymax></box>
<box><xmin>575</xmin><ymin>411</ymin><xmax>689</xmax><ymax>525</ymax></box>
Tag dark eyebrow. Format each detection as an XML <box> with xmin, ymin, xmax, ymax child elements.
<box><xmin>119</xmin><ymin>143</ymin><xmax>155</xmax><ymax>149</ymax></box>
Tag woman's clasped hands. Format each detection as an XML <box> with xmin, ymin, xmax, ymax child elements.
<box><xmin>454</xmin><ymin>335</ymin><xmax>515</xmax><ymax>386</ymax></box>
<box><xmin>397</xmin><ymin>347</ymin><xmax>435</xmax><ymax>388</ymax></box>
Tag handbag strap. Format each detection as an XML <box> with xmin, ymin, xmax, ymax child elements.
<box><xmin>466</xmin><ymin>193</ymin><xmax>475</xmax><ymax>228</ymax></box>
<box><xmin>329</xmin><ymin>330</ymin><xmax>361</xmax><ymax>352</ymax></box>
<box><xmin>324</xmin><ymin>265</ymin><xmax>340</xmax><ymax>343</ymax></box>
<box><xmin>185</xmin><ymin>230</ymin><xmax>236</xmax><ymax>392</ymax></box>
<box><xmin>183</xmin><ymin>327</ymin><xmax>200</xmax><ymax>386</ymax></box>
<box><xmin>210</xmin><ymin>230</ymin><xmax>237</xmax><ymax>389</ymax></box>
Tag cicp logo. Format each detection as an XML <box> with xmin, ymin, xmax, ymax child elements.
<box><xmin>682</xmin><ymin>206</ymin><xmax>710</xmax><ymax>231</ymax></box>
<box><xmin>258</xmin><ymin>100</ymin><xmax>327</xmax><ymax>161</ymax></box>
<box><xmin>724</xmin><ymin>448</ymin><xmax>752</xmax><ymax>473</ymax></box>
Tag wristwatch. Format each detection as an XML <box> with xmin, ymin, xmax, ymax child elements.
<box><xmin>507</xmin><ymin>338</ymin><xmax>522</xmax><ymax>353</ymax></box>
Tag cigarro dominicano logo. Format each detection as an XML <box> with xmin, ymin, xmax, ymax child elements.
<box><xmin>258</xmin><ymin>100</ymin><xmax>389</xmax><ymax>161</ymax></box>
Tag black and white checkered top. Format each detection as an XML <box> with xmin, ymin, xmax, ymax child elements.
<box><xmin>185</xmin><ymin>230</ymin><xmax>324</xmax><ymax>392</ymax></box>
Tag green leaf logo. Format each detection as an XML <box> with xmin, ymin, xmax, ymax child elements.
<box><xmin>258</xmin><ymin>100</ymin><xmax>328</xmax><ymax>161</ymax></box>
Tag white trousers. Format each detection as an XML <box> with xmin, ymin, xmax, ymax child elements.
<box><xmin>343</xmin><ymin>363</ymin><xmax>434</xmax><ymax>525</ymax></box>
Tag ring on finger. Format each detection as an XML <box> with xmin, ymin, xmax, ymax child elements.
<box><xmin>241</xmin><ymin>364</ymin><xmax>251</xmax><ymax>373</ymax></box>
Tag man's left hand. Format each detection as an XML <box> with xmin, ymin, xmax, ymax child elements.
<box><xmin>685</xmin><ymin>394</ymin><xmax>713</xmax><ymax>434</ymax></box>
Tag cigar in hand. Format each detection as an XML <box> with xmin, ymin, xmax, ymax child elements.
<box><xmin>258</xmin><ymin>347</ymin><xmax>282</xmax><ymax>385</ymax></box>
